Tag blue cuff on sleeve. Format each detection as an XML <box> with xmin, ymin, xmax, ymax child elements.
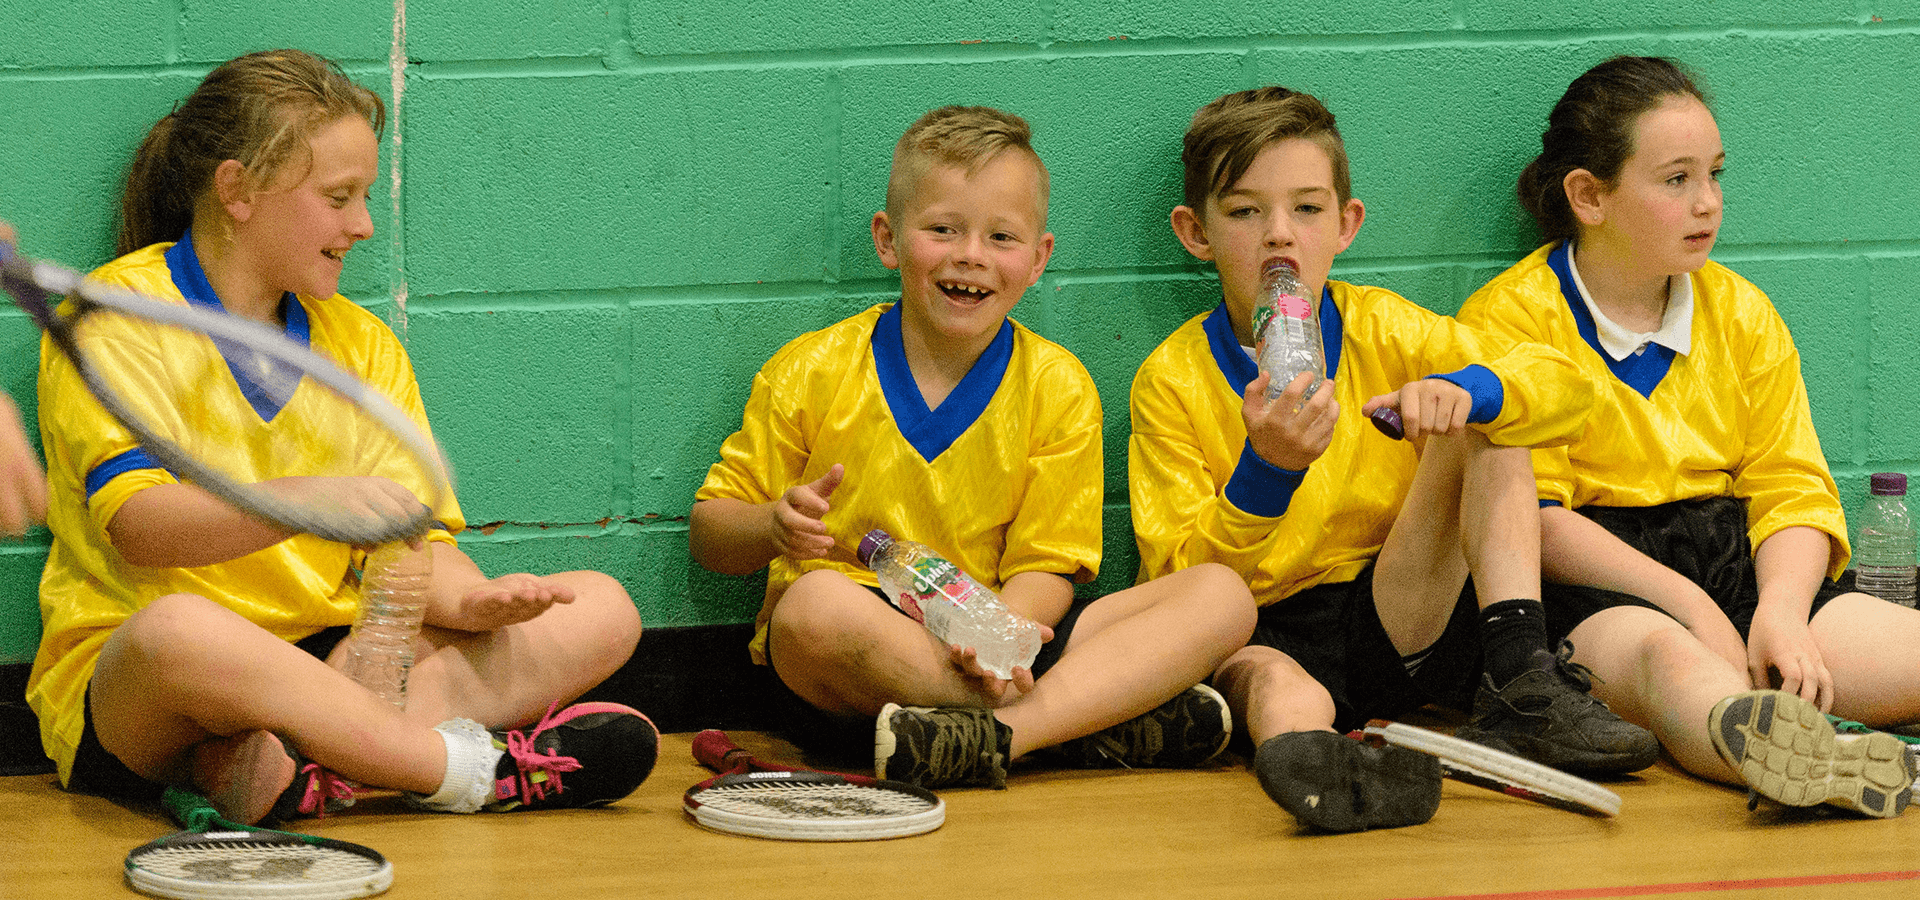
<box><xmin>1431</xmin><ymin>365</ymin><xmax>1503</xmax><ymax>424</ymax></box>
<box><xmin>1539</xmin><ymin>499</ymin><xmax>1563</xmax><ymax>509</ymax></box>
<box><xmin>1223</xmin><ymin>441</ymin><xmax>1307</xmax><ymax>518</ymax></box>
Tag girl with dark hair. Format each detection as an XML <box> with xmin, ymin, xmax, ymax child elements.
<box><xmin>1458</xmin><ymin>56</ymin><xmax>1920</xmax><ymax>818</ymax></box>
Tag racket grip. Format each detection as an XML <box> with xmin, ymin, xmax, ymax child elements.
<box><xmin>692</xmin><ymin>729</ymin><xmax>745</xmax><ymax>770</ymax></box>
<box><xmin>161</xmin><ymin>786</ymin><xmax>223</xmax><ymax>831</ymax></box>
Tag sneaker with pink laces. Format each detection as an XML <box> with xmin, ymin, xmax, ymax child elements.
<box><xmin>485</xmin><ymin>702</ymin><xmax>659</xmax><ymax>812</ymax></box>
<box><xmin>267</xmin><ymin>756</ymin><xmax>358</xmax><ymax>823</ymax></box>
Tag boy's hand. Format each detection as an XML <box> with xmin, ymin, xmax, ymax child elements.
<box><xmin>1363</xmin><ymin>379</ymin><xmax>1471</xmax><ymax>445</ymax></box>
<box><xmin>947</xmin><ymin>622</ymin><xmax>1054</xmax><ymax>707</ymax></box>
<box><xmin>770</xmin><ymin>464</ymin><xmax>843</xmax><ymax>561</ymax></box>
<box><xmin>1242</xmin><ymin>370</ymin><xmax>1337</xmax><ymax>471</ymax></box>
<box><xmin>450</xmin><ymin>572</ymin><xmax>576</xmax><ymax>631</ymax></box>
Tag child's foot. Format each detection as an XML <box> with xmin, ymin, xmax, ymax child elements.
<box><xmin>487</xmin><ymin>702</ymin><xmax>660</xmax><ymax>811</ymax></box>
<box><xmin>1254</xmin><ymin>730</ymin><xmax>1441</xmax><ymax>832</ymax></box>
<box><xmin>1709</xmin><ymin>690</ymin><xmax>1913</xmax><ymax>818</ymax></box>
<box><xmin>1049</xmin><ymin>684</ymin><xmax>1232</xmax><ymax>769</ymax></box>
<box><xmin>189</xmin><ymin>730</ymin><xmax>298</xmax><ymax>825</ymax></box>
<box><xmin>1455</xmin><ymin>640</ymin><xmax>1659</xmax><ymax>775</ymax></box>
<box><xmin>875</xmin><ymin>703</ymin><xmax>1011</xmax><ymax>789</ymax></box>
<box><xmin>191</xmin><ymin>731</ymin><xmax>360</xmax><ymax>825</ymax></box>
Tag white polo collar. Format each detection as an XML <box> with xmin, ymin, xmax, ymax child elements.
<box><xmin>1565</xmin><ymin>242</ymin><xmax>1693</xmax><ymax>361</ymax></box>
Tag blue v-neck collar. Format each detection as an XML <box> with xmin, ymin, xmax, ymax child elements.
<box><xmin>872</xmin><ymin>303</ymin><xmax>1014</xmax><ymax>462</ymax></box>
<box><xmin>1205</xmin><ymin>286</ymin><xmax>1342</xmax><ymax>395</ymax></box>
<box><xmin>1547</xmin><ymin>241</ymin><xmax>1674</xmax><ymax>399</ymax></box>
<box><xmin>166</xmin><ymin>232</ymin><xmax>312</xmax><ymax>421</ymax></box>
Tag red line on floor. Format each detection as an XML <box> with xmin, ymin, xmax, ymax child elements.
<box><xmin>1389</xmin><ymin>870</ymin><xmax>1920</xmax><ymax>900</ymax></box>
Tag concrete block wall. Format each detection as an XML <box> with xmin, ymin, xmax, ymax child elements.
<box><xmin>1</xmin><ymin>2</ymin><xmax>1916</xmax><ymax>664</ymax></box>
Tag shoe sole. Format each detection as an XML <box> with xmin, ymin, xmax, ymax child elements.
<box><xmin>1187</xmin><ymin>683</ymin><xmax>1233</xmax><ymax>767</ymax></box>
<box><xmin>874</xmin><ymin>703</ymin><xmax>907</xmax><ymax>781</ymax></box>
<box><xmin>1709</xmin><ymin>690</ymin><xmax>1912</xmax><ymax>818</ymax></box>
<box><xmin>1257</xmin><ymin>732</ymin><xmax>1441</xmax><ymax>833</ymax></box>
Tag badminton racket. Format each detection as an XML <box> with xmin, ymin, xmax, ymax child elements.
<box><xmin>683</xmin><ymin>729</ymin><xmax>945</xmax><ymax>841</ymax></box>
<box><xmin>1361</xmin><ymin>720</ymin><xmax>1621</xmax><ymax>817</ymax></box>
<box><xmin>125</xmin><ymin>787</ymin><xmax>392</xmax><ymax>900</ymax></box>
<box><xmin>0</xmin><ymin>243</ymin><xmax>450</xmax><ymax>547</ymax></box>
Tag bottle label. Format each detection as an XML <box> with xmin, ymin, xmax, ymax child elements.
<box><xmin>1252</xmin><ymin>296</ymin><xmax>1312</xmax><ymax>342</ymax></box>
<box><xmin>904</xmin><ymin>557</ymin><xmax>970</xmax><ymax>614</ymax></box>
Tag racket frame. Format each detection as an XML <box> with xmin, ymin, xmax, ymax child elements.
<box><xmin>683</xmin><ymin>729</ymin><xmax>946</xmax><ymax>841</ymax></box>
<box><xmin>1362</xmin><ymin>719</ymin><xmax>1622</xmax><ymax>817</ymax></box>
<box><xmin>125</xmin><ymin>788</ymin><xmax>393</xmax><ymax>900</ymax></box>
<box><xmin>0</xmin><ymin>247</ymin><xmax>451</xmax><ymax>547</ymax></box>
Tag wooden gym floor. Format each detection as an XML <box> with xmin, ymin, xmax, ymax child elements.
<box><xmin>6</xmin><ymin>728</ymin><xmax>1920</xmax><ymax>900</ymax></box>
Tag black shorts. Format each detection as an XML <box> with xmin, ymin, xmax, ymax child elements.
<box><xmin>763</xmin><ymin>588</ymin><xmax>1095</xmax><ymax>764</ymax></box>
<box><xmin>1541</xmin><ymin>496</ymin><xmax>1854</xmax><ymax>639</ymax></box>
<box><xmin>1250</xmin><ymin>562</ymin><xmax>1482</xmax><ymax>734</ymax></box>
<box><xmin>66</xmin><ymin>625</ymin><xmax>351</xmax><ymax>802</ymax></box>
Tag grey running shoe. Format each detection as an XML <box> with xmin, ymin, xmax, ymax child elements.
<box><xmin>1254</xmin><ymin>730</ymin><xmax>1441</xmax><ymax>833</ymax></box>
<box><xmin>1454</xmin><ymin>640</ymin><xmax>1659</xmax><ymax>775</ymax></box>
<box><xmin>1710</xmin><ymin>690</ymin><xmax>1913</xmax><ymax>818</ymax></box>
<box><xmin>1052</xmin><ymin>684</ymin><xmax>1233</xmax><ymax>769</ymax></box>
<box><xmin>875</xmin><ymin>704</ymin><xmax>1012</xmax><ymax>789</ymax></box>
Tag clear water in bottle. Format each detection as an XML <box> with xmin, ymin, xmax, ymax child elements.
<box><xmin>339</xmin><ymin>541</ymin><xmax>434</xmax><ymax>707</ymax></box>
<box><xmin>857</xmin><ymin>529</ymin><xmax>1042</xmax><ymax>680</ymax></box>
<box><xmin>1252</xmin><ymin>261</ymin><xmax>1325</xmax><ymax>402</ymax></box>
<box><xmin>1856</xmin><ymin>472</ymin><xmax>1917</xmax><ymax>608</ymax></box>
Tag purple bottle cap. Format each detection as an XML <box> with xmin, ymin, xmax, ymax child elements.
<box><xmin>1370</xmin><ymin>407</ymin><xmax>1405</xmax><ymax>441</ymax></box>
<box><xmin>1871</xmin><ymin>473</ymin><xmax>1908</xmax><ymax>496</ymax></box>
<box><xmin>856</xmin><ymin>529</ymin><xmax>893</xmax><ymax>566</ymax></box>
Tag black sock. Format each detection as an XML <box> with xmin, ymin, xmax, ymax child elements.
<box><xmin>1478</xmin><ymin>598</ymin><xmax>1549</xmax><ymax>685</ymax></box>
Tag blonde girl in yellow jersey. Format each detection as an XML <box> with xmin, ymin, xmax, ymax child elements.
<box><xmin>28</xmin><ymin>51</ymin><xmax>657</xmax><ymax>826</ymax></box>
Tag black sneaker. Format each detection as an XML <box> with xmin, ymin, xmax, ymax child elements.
<box><xmin>875</xmin><ymin>704</ymin><xmax>1011</xmax><ymax>789</ymax></box>
<box><xmin>486</xmin><ymin>702</ymin><xmax>659</xmax><ymax>811</ymax></box>
<box><xmin>1254</xmin><ymin>730</ymin><xmax>1441</xmax><ymax>832</ymax></box>
<box><xmin>1454</xmin><ymin>640</ymin><xmax>1659</xmax><ymax>775</ymax></box>
<box><xmin>1709</xmin><ymin>690</ymin><xmax>1913</xmax><ymax>818</ymax></box>
<box><xmin>1051</xmin><ymin>684</ymin><xmax>1232</xmax><ymax>769</ymax></box>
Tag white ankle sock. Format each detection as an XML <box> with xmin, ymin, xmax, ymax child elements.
<box><xmin>410</xmin><ymin>718</ymin><xmax>503</xmax><ymax>814</ymax></box>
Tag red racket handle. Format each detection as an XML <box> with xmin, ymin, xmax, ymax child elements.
<box><xmin>692</xmin><ymin>729</ymin><xmax>751</xmax><ymax>771</ymax></box>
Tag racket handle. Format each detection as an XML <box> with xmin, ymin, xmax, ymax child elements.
<box><xmin>692</xmin><ymin>729</ymin><xmax>748</xmax><ymax>770</ymax></box>
<box><xmin>161</xmin><ymin>787</ymin><xmax>224</xmax><ymax>831</ymax></box>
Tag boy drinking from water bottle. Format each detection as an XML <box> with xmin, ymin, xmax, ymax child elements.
<box><xmin>689</xmin><ymin>105</ymin><xmax>1256</xmax><ymax>789</ymax></box>
<box><xmin>1126</xmin><ymin>86</ymin><xmax>1657</xmax><ymax>832</ymax></box>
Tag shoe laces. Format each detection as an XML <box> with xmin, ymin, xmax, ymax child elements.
<box><xmin>1546</xmin><ymin>640</ymin><xmax>1604</xmax><ymax>692</ymax></box>
<box><xmin>296</xmin><ymin>762</ymin><xmax>357</xmax><ymax>818</ymax></box>
<box><xmin>499</xmin><ymin>701</ymin><xmax>584</xmax><ymax>804</ymax></box>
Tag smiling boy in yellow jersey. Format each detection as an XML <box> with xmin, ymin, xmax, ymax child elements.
<box><xmin>691</xmin><ymin>106</ymin><xmax>1255</xmax><ymax>789</ymax></box>
<box><xmin>1128</xmin><ymin>86</ymin><xmax>1657</xmax><ymax>832</ymax></box>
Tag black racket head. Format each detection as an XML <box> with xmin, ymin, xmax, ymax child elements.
<box><xmin>126</xmin><ymin>828</ymin><xmax>393</xmax><ymax>899</ymax></box>
<box><xmin>2</xmin><ymin>248</ymin><xmax>452</xmax><ymax>547</ymax></box>
<box><xmin>684</xmin><ymin>770</ymin><xmax>945</xmax><ymax>841</ymax></box>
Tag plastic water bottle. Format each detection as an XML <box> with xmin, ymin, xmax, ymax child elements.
<box><xmin>1253</xmin><ymin>261</ymin><xmax>1325</xmax><ymax>402</ymax></box>
<box><xmin>339</xmin><ymin>541</ymin><xmax>434</xmax><ymax>707</ymax></box>
<box><xmin>857</xmin><ymin>529</ymin><xmax>1042</xmax><ymax>680</ymax></box>
<box><xmin>1856</xmin><ymin>473</ymin><xmax>1917</xmax><ymax>608</ymax></box>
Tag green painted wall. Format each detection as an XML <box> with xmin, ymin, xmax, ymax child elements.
<box><xmin>2</xmin><ymin>3</ymin><xmax>1917</xmax><ymax>664</ymax></box>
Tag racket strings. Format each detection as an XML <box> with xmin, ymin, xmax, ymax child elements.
<box><xmin>133</xmin><ymin>842</ymin><xmax>383</xmax><ymax>881</ymax></box>
<box><xmin>697</xmin><ymin>782</ymin><xmax>938</xmax><ymax>820</ymax></box>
